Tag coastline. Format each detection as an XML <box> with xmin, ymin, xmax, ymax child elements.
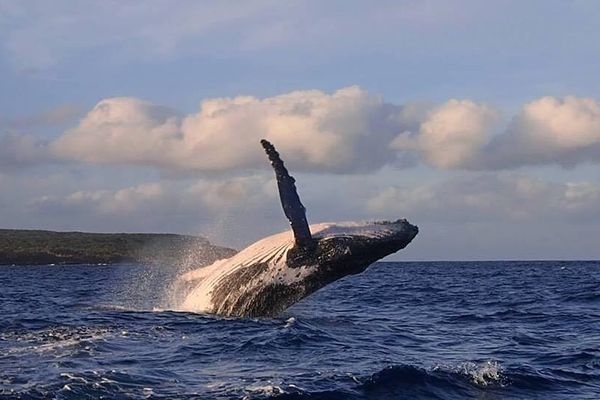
<box><xmin>0</xmin><ymin>229</ymin><xmax>236</xmax><ymax>266</ymax></box>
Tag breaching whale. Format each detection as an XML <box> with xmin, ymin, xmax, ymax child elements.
<box><xmin>179</xmin><ymin>140</ymin><xmax>418</xmax><ymax>317</ymax></box>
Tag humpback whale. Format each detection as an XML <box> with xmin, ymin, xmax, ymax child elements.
<box><xmin>179</xmin><ymin>140</ymin><xmax>418</xmax><ymax>317</ymax></box>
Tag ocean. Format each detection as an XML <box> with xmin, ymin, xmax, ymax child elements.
<box><xmin>1</xmin><ymin>261</ymin><xmax>599</xmax><ymax>399</ymax></box>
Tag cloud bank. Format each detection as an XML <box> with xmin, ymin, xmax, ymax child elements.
<box><xmin>3</xmin><ymin>87</ymin><xmax>600</xmax><ymax>174</ymax></box>
<box><xmin>393</xmin><ymin>95</ymin><xmax>600</xmax><ymax>170</ymax></box>
<box><xmin>23</xmin><ymin>175</ymin><xmax>281</xmax><ymax>246</ymax></box>
<box><xmin>368</xmin><ymin>174</ymin><xmax>600</xmax><ymax>223</ymax></box>
<box><xmin>13</xmin><ymin>171</ymin><xmax>600</xmax><ymax>257</ymax></box>
<box><xmin>50</xmin><ymin>87</ymin><xmax>405</xmax><ymax>173</ymax></box>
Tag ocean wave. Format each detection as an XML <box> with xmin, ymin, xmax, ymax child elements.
<box><xmin>250</xmin><ymin>360</ymin><xmax>599</xmax><ymax>400</ymax></box>
<box><xmin>234</xmin><ymin>361</ymin><xmax>508</xmax><ymax>400</ymax></box>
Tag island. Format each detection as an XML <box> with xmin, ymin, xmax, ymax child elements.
<box><xmin>0</xmin><ymin>229</ymin><xmax>236</xmax><ymax>266</ymax></box>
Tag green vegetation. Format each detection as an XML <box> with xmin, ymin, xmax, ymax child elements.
<box><xmin>0</xmin><ymin>229</ymin><xmax>236</xmax><ymax>266</ymax></box>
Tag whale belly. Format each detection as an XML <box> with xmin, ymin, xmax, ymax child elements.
<box><xmin>178</xmin><ymin>230</ymin><xmax>315</xmax><ymax>316</ymax></box>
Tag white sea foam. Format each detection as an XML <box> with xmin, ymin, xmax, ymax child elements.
<box><xmin>243</xmin><ymin>384</ymin><xmax>286</xmax><ymax>396</ymax></box>
<box><xmin>60</xmin><ymin>373</ymin><xmax>89</xmax><ymax>383</ymax></box>
<box><xmin>142</xmin><ymin>387</ymin><xmax>154</xmax><ymax>398</ymax></box>
<box><xmin>433</xmin><ymin>360</ymin><xmax>505</xmax><ymax>387</ymax></box>
<box><xmin>283</xmin><ymin>317</ymin><xmax>296</xmax><ymax>328</ymax></box>
<box><xmin>2</xmin><ymin>326</ymin><xmax>115</xmax><ymax>357</ymax></box>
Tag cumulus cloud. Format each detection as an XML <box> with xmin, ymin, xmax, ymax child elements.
<box><xmin>50</xmin><ymin>97</ymin><xmax>181</xmax><ymax>167</ymax></box>
<box><xmin>391</xmin><ymin>95</ymin><xmax>600</xmax><ymax>170</ymax></box>
<box><xmin>391</xmin><ymin>99</ymin><xmax>499</xmax><ymax>169</ymax></box>
<box><xmin>51</xmin><ymin>87</ymin><xmax>406</xmax><ymax>173</ymax></box>
<box><xmin>4</xmin><ymin>87</ymin><xmax>600</xmax><ymax>173</ymax></box>
<box><xmin>483</xmin><ymin>96</ymin><xmax>600</xmax><ymax>168</ymax></box>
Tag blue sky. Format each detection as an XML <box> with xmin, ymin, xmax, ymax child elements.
<box><xmin>1</xmin><ymin>1</ymin><xmax>600</xmax><ymax>260</ymax></box>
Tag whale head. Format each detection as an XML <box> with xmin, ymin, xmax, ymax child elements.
<box><xmin>291</xmin><ymin>219</ymin><xmax>419</xmax><ymax>286</ymax></box>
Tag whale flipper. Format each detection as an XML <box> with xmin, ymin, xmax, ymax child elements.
<box><xmin>260</xmin><ymin>139</ymin><xmax>313</xmax><ymax>248</ymax></box>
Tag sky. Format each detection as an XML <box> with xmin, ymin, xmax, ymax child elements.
<box><xmin>1</xmin><ymin>0</ymin><xmax>600</xmax><ymax>260</ymax></box>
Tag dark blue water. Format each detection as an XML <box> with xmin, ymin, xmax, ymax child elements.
<box><xmin>1</xmin><ymin>261</ymin><xmax>599</xmax><ymax>399</ymax></box>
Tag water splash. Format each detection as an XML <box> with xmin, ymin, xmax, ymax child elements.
<box><xmin>433</xmin><ymin>360</ymin><xmax>506</xmax><ymax>387</ymax></box>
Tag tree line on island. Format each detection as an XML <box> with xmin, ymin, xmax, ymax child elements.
<box><xmin>0</xmin><ymin>229</ymin><xmax>236</xmax><ymax>266</ymax></box>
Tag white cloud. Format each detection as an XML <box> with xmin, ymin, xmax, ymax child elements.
<box><xmin>50</xmin><ymin>97</ymin><xmax>181</xmax><ymax>166</ymax></box>
<box><xmin>483</xmin><ymin>96</ymin><xmax>600</xmax><ymax>168</ymax></box>
<box><xmin>392</xmin><ymin>95</ymin><xmax>600</xmax><ymax>170</ymax></box>
<box><xmin>391</xmin><ymin>99</ymin><xmax>498</xmax><ymax>169</ymax></box>
<box><xmin>4</xmin><ymin>88</ymin><xmax>600</xmax><ymax>174</ymax></box>
<box><xmin>51</xmin><ymin>87</ymin><xmax>405</xmax><ymax>173</ymax></box>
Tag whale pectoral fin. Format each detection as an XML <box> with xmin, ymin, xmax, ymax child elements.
<box><xmin>260</xmin><ymin>139</ymin><xmax>313</xmax><ymax>249</ymax></box>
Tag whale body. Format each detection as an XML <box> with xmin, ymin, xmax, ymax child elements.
<box><xmin>180</xmin><ymin>220</ymin><xmax>417</xmax><ymax>317</ymax></box>
<box><xmin>178</xmin><ymin>140</ymin><xmax>418</xmax><ymax>317</ymax></box>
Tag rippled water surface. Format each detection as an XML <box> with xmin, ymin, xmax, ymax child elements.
<box><xmin>1</xmin><ymin>261</ymin><xmax>599</xmax><ymax>399</ymax></box>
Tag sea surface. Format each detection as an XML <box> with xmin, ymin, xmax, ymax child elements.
<box><xmin>1</xmin><ymin>261</ymin><xmax>599</xmax><ymax>399</ymax></box>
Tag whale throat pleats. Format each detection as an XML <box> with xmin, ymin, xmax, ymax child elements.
<box><xmin>260</xmin><ymin>139</ymin><xmax>313</xmax><ymax>249</ymax></box>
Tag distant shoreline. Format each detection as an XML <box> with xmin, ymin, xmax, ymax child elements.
<box><xmin>0</xmin><ymin>229</ymin><xmax>236</xmax><ymax>266</ymax></box>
